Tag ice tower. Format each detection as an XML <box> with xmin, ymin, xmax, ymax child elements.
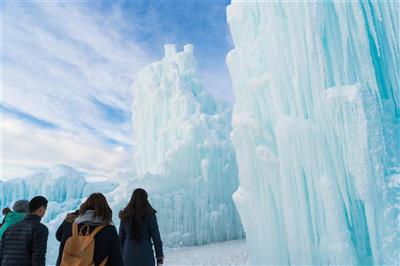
<box><xmin>130</xmin><ymin>44</ymin><xmax>244</xmax><ymax>246</ymax></box>
<box><xmin>226</xmin><ymin>1</ymin><xmax>399</xmax><ymax>265</ymax></box>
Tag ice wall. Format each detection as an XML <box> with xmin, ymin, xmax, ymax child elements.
<box><xmin>227</xmin><ymin>1</ymin><xmax>399</xmax><ymax>265</ymax></box>
<box><xmin>0</xmin><ymin>165</ymin><xmax>117</xmax><ymax>222</ymax></box>
<box><xmin>129</xmin><ymin>44</ymin><xmax>244</xmax><ymax>246</ymax></box>
<box><xmin>0</xmin><ymin>165</ymin><xmax>118</xmax><ymax>262</ymax></box>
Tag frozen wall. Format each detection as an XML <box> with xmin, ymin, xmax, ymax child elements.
<box><xmin>226</xmin><ymin>1</ymin><xmax>399</xmax><ymax>265</ymax></box>
<box><xmin>0</xmin><ymin>165</ymin><xmax>117</xmax><ymax>262</ymax></box>
<box><xmin>0</xmin><ymin>165</ymin><xmax>117</xmax><ymax>222</ymax></box>
<box><xmin>128</xmin><ymin>44</ymin><xmax>244</xmax><ymax>246</ymax></box>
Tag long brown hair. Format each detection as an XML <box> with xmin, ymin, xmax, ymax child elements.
<box><xmin>79</xmin><ymin>193</ymin><xmax>113</xmax><ymax>224</ymax></box>
<box><xmin>119</xmin><ymin>188</ymin><xmax>156</xmax><ymax>241</ymax></box>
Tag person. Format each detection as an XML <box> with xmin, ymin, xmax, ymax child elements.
<box><xmin>0</xmin><ymin>196</ymin><xmax>49</xmax><ymax>266</ymax></box>
<box><xmin>0</xmin><ymin>207</ymin><xmax>12</xmax><ymax>228</ymax></box>
<box><xmin>0</xmin><ymin>200</ymin><xmax>29</xmax><ymax>239</ymax></box>
<box><xmin>55</xmin><ymin>209</ymin><xmax>79</xmax><ymax>241</ymax></box>
<box><xmin>55</xmin><ymin>193</ymin><xmax>123</xmax><ymax>266</ymax></box>
<box><xmin>1</xmin><ymin>208</ymin><xmax>11</xmax><ymax>217</ymax></box>
<box><xmin>119</xmin><ymin>188</ymin><xmax>164</xmax><ymax>266</ymax></box>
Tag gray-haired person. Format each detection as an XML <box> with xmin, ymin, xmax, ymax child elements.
<box><xmin>0</xmin><ymin>196</ymin><xmax>49</xmax><ymax>266</ymax></box>
<box><xmin>0</xmin><ymin>200</ymin><xmax>29</xmax><ymax>239</ymax></box>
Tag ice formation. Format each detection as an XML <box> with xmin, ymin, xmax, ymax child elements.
<box><xmin>0</xmin><ymin>165</ymin><xmax>117</xmax><ymax>222</ymax></box>
<box><xmin>124</xmin><ymin>44</ymin><xmax>244</xmax><ymax>246</ymax></box>
<box><xmin>227</xmin><ymin>1</ymin><xmax>399</xmax><ymax>265</ymax></box>
<box><xmin>0</xmin><ymin>44</ymin><xmax>243</xmax><ymax>263</ymax></box>
<box><xmin>0</xmin><ymin>165</ymin><xmax>118</xmax><ymax>261</ymax></box>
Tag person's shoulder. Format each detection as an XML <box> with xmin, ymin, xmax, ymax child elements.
<box><xmin>3</xmin><ymin>221</ymin><xmax>18</xmax><ymax>234</ymax></box>
<box><xmin>38</xmin><ymin>222</ymin><xmax>49</xmax><ymax>233</ymax></box>
<box><xmin>6</xmin><ymin>219</ymin><xmax>25</xmax><ymax>230</ymax></box>
<box><xmin>94</xmin><ymin>224</ymin><xmax>116</xmax><ymax>231</ymax></box>
<box><xmin>147</xmin><ymin>210</ymin><xmax>157</xmax><ymax>219</ymax></box>
<box><xmin>3</xmin><ymin>220</ymin><xmax>30</xmax><ymax>237</ymax></box>
<box><xmin>95</xmin><ymin>224</ymin><xmax>118</xmax><ymax>238</ymax></box>
<box><xmin>61</xmin><ymin>219</ymin><xmax>73</xmax><ymax>228</ymax></box>
<box><xmin>103</xmin><ymin>224</ymin><xmax>117</xmax><ymax>231</ymax></box>
<box><xmin>27</xmin><ymin>217</ymin><xmax>48</xmax><ymax>233</ymax></box>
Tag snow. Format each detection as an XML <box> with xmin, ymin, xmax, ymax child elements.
<box><xmin>227</xmin><ymin>1</ymin><xmax>399</xmax><ymax>265</ymax></box>
<box><xmin>165</xmin><ymin>240</ymin><xmax>248</xmax><ymax>266</ymax></box>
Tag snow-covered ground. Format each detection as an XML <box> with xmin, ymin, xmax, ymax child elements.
<box><xmin>164</xmin><ymin>240</ymin><xmax>248</xmax><ymax>265</ymax></box>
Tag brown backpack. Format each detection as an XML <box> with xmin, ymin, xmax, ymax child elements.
<box><xmin>60</xmin><ymin>223</ymin><xmax>108</xmax><ymax>266</ymax></box>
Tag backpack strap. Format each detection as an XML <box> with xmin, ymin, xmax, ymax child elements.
<box><xmin>72</xmin><ymin>223</ymin><xmax>78</xmax><ymax>237</ymax></box>
<box><xmin>89</xmin><ymin>224</ymin><xmax>107</xmax><ymax>237</ymax></box>
<box><xmin>99</xmin><ymin>256</ymin><xmax>109</xmax><ymax>266</ymax></box>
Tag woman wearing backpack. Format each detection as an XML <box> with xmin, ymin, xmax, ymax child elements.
<box><xmin>119</xmin><ymin>188</ymin><xmax>164</xmax><ymax>266</ymax></box>
<box><xmin>55</xmin><ymin>193</ymin><xmax>123</xmax><ymax>266</ymax></box>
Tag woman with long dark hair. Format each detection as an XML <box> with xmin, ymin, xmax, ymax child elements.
<box><xmin>119</xmin><ymin>188</ymin><xmax>164</xmax><ymax>266</ymax></box>
<box><xmin>55</xmin><ymin>193</ymin><xmax>123</xmax><ymax>266</ymax></box>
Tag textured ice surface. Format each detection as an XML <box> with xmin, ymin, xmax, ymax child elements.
<box><xmin>0</xmin><ymin>165</ymin><xmax>118</xmax><ymax>263</ymax></box>
<box><xmin>227</xmin><ymin>0</ymin><xmax>399</xmax><ymax>265</ymax></box>
<box><xmin>0</xmin><ymin>165</ymin><xmax>117</xmax><ymax>222</ymax></box>
<box><xmin>123</xmin><ymin>44</ymin><xmax>244</xmax><ymax>246</ymax></box>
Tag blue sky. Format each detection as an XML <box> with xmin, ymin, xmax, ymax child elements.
<box><xmin>1</xmin><ymin>0</ymin><xmax>233</xmax><ymax>179</ymax></box>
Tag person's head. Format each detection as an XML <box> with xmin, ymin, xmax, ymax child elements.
<box><xmin>2</xmin><ymin>207</ymin><xmax>11</xmax><ymax>216</ymax></box>
<box><xmin>13</xmin><ymin>200</ymin><xmax>29</xmax><ymax>213</ymax></box>
<box><xmin>120</xmin><ymin>188</ymin><xmax>156</xmax><ymax>241</ymax></box>
<box><xmin>79</xmin><ymin>193</ymin><xmax>112</xmax><ymax>224</ymax></box>
<box><xmin>29</xmin><ymin>196</ymin><xmax>48</xmax><ymax>217</ymax></box>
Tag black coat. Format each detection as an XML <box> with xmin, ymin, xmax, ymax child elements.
<box><xmin>55</xmin><ymin>221</ymin><xmax>123</xmax><ymax>266</ymax></box>
<box><xmin>119</xmin><ymin>213</ymin><xmax>163</xmax><ymax>266</ymax></box>
<box><xmin>0</xmin><ymin>214</ymin><xmax>49</xmax><ymax>266</ymax></box>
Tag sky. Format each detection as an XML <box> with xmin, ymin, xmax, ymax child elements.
<box><xmin>1</xmin><ymin>0</ymin><xmax>234</xmax><ymax>180</ymax></box>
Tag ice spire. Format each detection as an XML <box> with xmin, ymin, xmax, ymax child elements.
<box><xmin>131</xmin><ymin>44</ymin><xmax>244</xmax><ymax>246</ymax></box>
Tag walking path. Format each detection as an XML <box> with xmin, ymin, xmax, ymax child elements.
<box><xmin>164</xmin><ymin>239</ymin><xmax>248</xmax><ymax>265</ymax></box>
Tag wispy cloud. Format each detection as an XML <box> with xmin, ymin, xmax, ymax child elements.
<box><xmin>2</xmin><ymin>1</ymin><xmax>152</xmax><ymax>178</ymax></box>
<box><xmin>1</xmin><ymin>1</ymin><xmax>233</xmax><ymax>179</ymax></box>
<box><xmin>3</xmin><ymin>1</ymin><xmax>152</xmax><ymax>143</ymax></box>
<box><xmin>2</xmin><ymin>116</ymin><xmax>132</xmax><ymax>180</ymax></box>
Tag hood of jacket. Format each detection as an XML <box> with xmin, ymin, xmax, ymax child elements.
<box><xmin>0</xmin><ymin>211</ymin><xmax>26</xmax><ymax>239</ymax></box>
<box><xmin>5</xmin><ymin>211</ymin><xmax>26</xmax><ymax>224</ymax></box>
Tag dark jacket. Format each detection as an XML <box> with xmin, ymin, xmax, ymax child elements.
<box><xmin>0</xmin><ymin>214</ymin><xmax>49</xmax><ymax>266</ymax></box>
<box><xmin>119</xmin><ymin>213</ymin><xmax>163</xmax><ymax>266</ymax></box>
<box><xmin>0</xmin><ymin>211</ymin><xmax>26</xmax><ymax>239</ymax></box>
<box><xmin>55</xmin><ymin>216</ymin><xmax>123</xmax><ymax>266</ymax></box>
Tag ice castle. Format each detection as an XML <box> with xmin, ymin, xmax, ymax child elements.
<box><xmin>126</xmin><ymin>43</ymin><xmax>244</xmax><ymax>246</ymax></box>
<box><xmin>226</xmin><ymin>1</ymin><xmax>399</xmax><ymax>265</ymax></box>
<box><xmin>1</xmin><ymin>1</ymin><xmax>399</xmax><ymax>265</ymax></box>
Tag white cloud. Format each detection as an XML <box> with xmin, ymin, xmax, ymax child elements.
<box><xmin>1</xmin><ymin>117</ymin><xmax>132</xmax><ymax>180</ymax></box>
<box><xmin>1</xmin><ymin>1</ymin><xmax>234</xmax><ymax>179</ymax></box>
<box><xmin>3</xmin><ymin>1</ymin><xmax>153</xmax><ymax>145</ymax></box>
<box><xmin>1</xmin><ymin>2</ymin><xmax>154</xmax><ymax>178</ymax></box>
